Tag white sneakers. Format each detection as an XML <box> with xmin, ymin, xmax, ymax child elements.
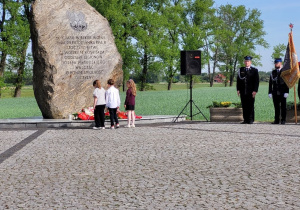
<box><xmin>93</xmin><ymin>127</ymin><xmax>105</xmax><ymax>130</ymax></box>
<box><xmin>111</xmin><ymin>124</ymin><xmax>119</xmax><ymax>129</ymax></box>
<box><xmin>94</xmin><ymin>124</ymin><xmax>135</xmax><ymax>129</ymax></box>
<box><xmin>124</xmin><ymin>124</ymin><xmax>135</xmax><ymax>128</ymax></box>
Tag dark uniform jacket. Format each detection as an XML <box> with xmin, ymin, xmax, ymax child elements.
<box><xmin>268</xmin><ymin>69</ymin><xmax>289</xmax><ymax>95</ymax></box>
<box><xmin>237</xmin><ymin>67</ymin><xmax>259</xmax><ymax>95</ymax></box>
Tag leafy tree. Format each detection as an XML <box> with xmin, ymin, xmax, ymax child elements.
<box><xmin>0</xmin><ymin>1</ymin><xmax>8</xmax><ymax>80</ymax></box>
<box><xmin>0</xmin><ymin>0</ymin><xmax>31</xmax><ymax>97</ymax></box>
<box><xmin>259</xmin><ymin>71</ymin><xmax>271</xmax><ymax>82</ymax></box>
<box><xmin>158</xmin><ymin>0</ymin><xmax>184</xmax><ymax>90</ymax></box>
<box><xmin>0</xmin><ymin>1</ymin><xmax>9</xmax><ymax>97</ymax></box>
<box><xmin>131</xmin><ymin>0</ymin><xmax>166</xmax><ymax>91</ymax></box>
<box><xmin>87</xmin><ymin>0</ymin><xmax>139</xmax><ymax>91</ymax></box>
<box><xmin>217</xmin><ymin>5</ymin><xmax>269</xmax><ymax>86</ymax></box>
<box><xmin>181</xmin><ymin>0</ymin><xmax>214</xmax><ymax>51</ymax></box>
<box><xmin>10</xmin><ymin>1</ymin><xmax>30</xmax><ymax>97</ymax></box>
<box><xmin>271</xmin><ymin>43</ymin><xmax>285</xmax><ymax>61</ymax></box>
<box><xmin>6</xmin><ymin>53</ymin><xmax>32</xmax><ymax>83</ymax></box>
<box><xmin>180</xmin><ymin>0</ymin><xmax>217</xmax><ymax>87</ymax></box>
<box><xmin>202</xmin><ymin>4</ymin><xmax>222</xmax><ymax>87</ymax></box>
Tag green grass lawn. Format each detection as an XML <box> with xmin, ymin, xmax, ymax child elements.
<box><xmin>149</xmin><ymin>82</ymin><xmax>225</xmax><ymax>91</ymax></box>
<box><xmin>0</xmin><ymin>83</ymin><xmax>298</xmax><ymax>121</ymax></box>
<box><xmin>1</xmin><ymin>86</ymin><xmax>35</xmax><ymax>98</ymax></box>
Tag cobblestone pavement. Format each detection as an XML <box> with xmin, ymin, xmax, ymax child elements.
<box><xmin>0</xmin><ymin>130</ymin><xmax>36</xmax><ymax>154</ymax></box>
<box><xmin>0</xmin><ymin>123</ymin><xmax>299</xmax><ymax>209</ymax></box>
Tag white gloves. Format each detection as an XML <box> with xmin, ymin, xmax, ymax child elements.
<box><xmin>269</xmin><ymin>93</ymin><xmax>288</xmax><ymax>98</ymax></box>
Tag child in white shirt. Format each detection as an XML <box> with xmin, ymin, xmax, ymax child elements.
<box><xmin>92</xmin><ymin>80</ymin><xmax>106</xmax><ymax>129</ymax></box>
<box><xmin>106</xmin><ymin>79</ymin><xmax>120</xmax><ymax>129</ymax></box>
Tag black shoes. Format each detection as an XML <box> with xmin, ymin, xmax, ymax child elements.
<box><xmin>272</xmin><ymin>121</ymin><xmax>279</xmax><ymax>124</ymax></box>
<box><xmin>241</xmin><ymin>121</ymin><xmax>253</xmax><ymax>124</ymax></box>
<box><xmin>272</xmin><ymin>121</ymin><xmax>286</xmax><ymax>125</ymax></box>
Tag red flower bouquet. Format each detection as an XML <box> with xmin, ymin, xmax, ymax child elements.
<box><xmin>105</xmin><ymin>110</ymin><xmax>142</xmax><ymax>120</ymax></box>
<box><xmin>74</xmin><ymin>107</ymin><xmax>142</xmax><ymax>120</ymax></box>
<box><xmin>74</xmin><ymin>107</ymin><xmax>95</xmax><ymax>121</ymax></box>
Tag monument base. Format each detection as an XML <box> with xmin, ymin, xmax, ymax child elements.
<box><xmin>0</xmin><ymin>115</ymin><xmax>186</xmax><ymax>129</ymax></box>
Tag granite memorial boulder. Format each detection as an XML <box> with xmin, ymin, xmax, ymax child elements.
<box><xmin>30</xmin><ymin>0</ymin><xmax>123</xmax><ymax>119</ymax></box>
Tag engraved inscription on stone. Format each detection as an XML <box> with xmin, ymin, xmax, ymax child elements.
<box><xmin>56</xmin><ymin>34</ymin><xmax>107</xmax><ymax>80</ymax></box>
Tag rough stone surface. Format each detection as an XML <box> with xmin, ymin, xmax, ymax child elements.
<box><xmin>30</xmin><ymin>0</ymin><xmax>123</xmax><ymax>119</ymax></box>
<box><xmin>0</xmin><ymin>123</ymin><xmax>300</xmax><ymax>209</ymax></box>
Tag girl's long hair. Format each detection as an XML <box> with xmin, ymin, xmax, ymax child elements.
<box><xmin>127</xmin><ymin>79</ymin><xmax>137</xmax><ymax>96</ymax></box>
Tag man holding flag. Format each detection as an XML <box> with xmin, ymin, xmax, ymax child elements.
<box><xmin>280</xmin><ymin>24</ymin><xmax>300</xmax><ymax>124</ymax></box>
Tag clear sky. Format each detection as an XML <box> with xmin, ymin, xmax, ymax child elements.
<box><xmin>213</xmin><ymin>0</ymin><xmax>300</xmax><ymax>72</ymax></box>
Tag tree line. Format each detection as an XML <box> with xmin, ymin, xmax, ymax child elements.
<box><xmin>87</xmin><ymin>0</ymin><xmax>270</xmax><ymax>91</ymax></box>
<box><xmin>0</xmin><ymin>0</ymin><xmax>284</xmax><ymax>98</ymax></box>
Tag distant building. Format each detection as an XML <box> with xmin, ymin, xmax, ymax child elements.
<box><xmin>214</xmin><ymin>74</ymin><xmax>226</xmax><ymax>83</ymax></box>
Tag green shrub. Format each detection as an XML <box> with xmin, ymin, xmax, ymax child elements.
<box><xmin>286</xmin><ymin>101</ymin><xmax>300</xmax><ymax>110</ymax></box>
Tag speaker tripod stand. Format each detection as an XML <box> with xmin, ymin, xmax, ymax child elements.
<box><xmin>173</xmin><ymin>75</ymin><xmax>208</xmax><ymax>122</ymax></box>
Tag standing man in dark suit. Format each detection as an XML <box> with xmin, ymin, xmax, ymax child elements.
<box><xmin>269</xmin><ymin>58</ymin><xmax>289</xmax><ymax>124</ymax></box>
<box><xmin>237</xmin><ymin>56</ymin><xmax>260</xmax><ymax>124</ymax></box>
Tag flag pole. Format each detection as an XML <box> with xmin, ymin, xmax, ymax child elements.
<box><xmin>294</xmin><ymin>85</ymin><xmax>298</xmax><ymax>124</ymax></box>
<box><xmin>290</xmin><ymin>23</ymin><xmax>298</xmax><ymax>124</ymax></box>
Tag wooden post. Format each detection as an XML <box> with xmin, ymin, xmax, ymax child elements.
<box><xmin>294</xmin><ymin>85</ymin><xmax>298</xmax><ymax>124</ymax></box>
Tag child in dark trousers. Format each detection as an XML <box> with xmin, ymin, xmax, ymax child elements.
<box><xmin>92</xmin><ymin>80</ymin><xmax>106</xmax><ymax>129</ymax></box>
<box><xmin>105</xmin><ymin>79</ymin><xmax>120</xmax><ymax>129</ymax></box>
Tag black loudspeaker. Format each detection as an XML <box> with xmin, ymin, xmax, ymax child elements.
<box><xmin>181</xmin><ymin>50</ymin><xmax>201</xmax><ymax>75</ymax></box>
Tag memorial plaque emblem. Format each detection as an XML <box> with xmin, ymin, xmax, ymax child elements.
<box><xmin>67</xmin><ymin>11</ymin><xmax>87</xmax><ymax>31</ymax></box>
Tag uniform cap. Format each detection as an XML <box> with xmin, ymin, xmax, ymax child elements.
<box><xmin>274</xmin><ymin>58</ymin><xmax>282</xmax><ymax>63</ymax></box>
<box><xmin>244</xmin><ymin>56</ymin><xmax>252</xmax><ymax>61</ymax></box>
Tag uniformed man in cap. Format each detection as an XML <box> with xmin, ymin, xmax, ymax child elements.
<box><xmin>237</xmin><ymin>56</ymin><xmax>259</xmax><ymax>124</ymax></box>
<box><xmin>268</xmin><ymin>58</ymin><xmax>289</xmax><ymax>124</ymax></box>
